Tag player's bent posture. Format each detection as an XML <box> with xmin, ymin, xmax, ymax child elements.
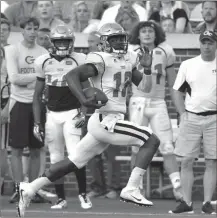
<box><xmin>128</xmin><ymin>21</ymin><xmax>182</xmax><ymax>200</ymax></box>
<box><xmin>16</xmin><ymin>23</ymin><xmax>160</xmax><ymax>217</ymax></box>
<box><xmin>32</xmin><ymin>25</ymin><xmax>92</xmax><ymax>210</ymax></box>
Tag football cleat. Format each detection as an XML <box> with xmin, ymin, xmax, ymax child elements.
<box><xmin>51</xmin><ymin>198</ymin><xmax>67</xmax><ymax>209</ymax></box>
<box><xmin>120</xmin><ymin>187</ymin><xmax>153</xmax><ymax>207</ymax></box>
<box><xmin>78</xmin><ymin>193</ymin><xmax>92</xmax><ymax>209</ymax></box>
<box><xmin>16</xmin><ymin>182</ymin><xmax>34</xmax><ymax>217</ymax></box>
<box><xmin>168</xmin><ymin>201</ymin><xmax>194</xmax><ymax>214</ymax></box>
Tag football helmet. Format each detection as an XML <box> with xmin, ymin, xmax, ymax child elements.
<box><xmin>98</xmin><ymin>23</ymin><xmax>128</xmax><ymax>55</ymax></box>
<box><xmin>50</xmin><ymin>25</ymin><xmax>75</xmax><ymax>57</ymax></box>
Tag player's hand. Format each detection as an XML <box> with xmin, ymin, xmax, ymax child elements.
<box><xmin>74</xmin><ymin>112</ymin><xmax>85</xmax><ymax>128</ymax></box>
<box><xmin>82</xmin><ymin>93</ymin><xmax>106</xmax><ymax>109</ymax></box>
<box><xmin>33</xmin><ymin>123</ymin><xmax>45</xmax><ymax>143</ymax></box>
<box><xmin>138</xmin><ymin>46</ymin><xmax>153</xmax><ymax>69</ymax></box>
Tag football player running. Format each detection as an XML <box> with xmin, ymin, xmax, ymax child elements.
<box><xmin>32</xmin><ymin>25</ymin><xmax>92</xmax><ymax>210</ymax></box>
<box><xmin>128</xmin><ymin>21</ymin><xmax>182</xmax><ymax>200</ymax></box>
<box><xmin>16</xmin><ymin>23</ymin><xmax>160</xmax><ymax>217</ymax></box>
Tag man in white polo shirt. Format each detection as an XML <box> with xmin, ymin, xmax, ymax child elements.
<box><xmin>169</xmin><ymin>30</ymin><xmax>217</xmax><ymax>215</ymax></box>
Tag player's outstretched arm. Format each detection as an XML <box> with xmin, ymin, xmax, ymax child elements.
<box><xmin>65</xmin><ymin>64</ymin><xmax>103</xmax><ymax>108</ymax></box>
<box><xmin>132</xmin><ymin>46</ymin><xmax>153</xmax><ymax>92</ymax></box>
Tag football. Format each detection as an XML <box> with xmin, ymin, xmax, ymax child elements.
<box><xmin>83</xmin><ymin>87</ymin><xmax>108</xmax><ymax>104</ymax></box>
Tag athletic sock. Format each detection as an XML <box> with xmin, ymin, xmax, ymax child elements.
<box><xmin>126</xmin><ymin>167</ymin><xmax>146</xmax><ymax>189</ymax></box>
<box><xmin>54</xmin><ymin>184</ymin><xmax>65</xmax><ymax>200</ymax></box>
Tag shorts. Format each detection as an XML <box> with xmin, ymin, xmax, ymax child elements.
<box><xmin>9</xmin><ymin>100</ymin><xmax>43</xmax><ymax>149</ymax></box>
<box><xmin>174</xmin><ymin>112</ymin><xmax>217</xmax><ymax>159</ymax></box>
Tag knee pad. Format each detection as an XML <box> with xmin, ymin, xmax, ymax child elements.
<box><xmin>159</xmin><ymin>142</ymin><xmax>174</xmax><ymax>155</ymax></box>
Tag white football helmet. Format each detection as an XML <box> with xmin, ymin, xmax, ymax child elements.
<box><xmin>50</xmin><ymin>25</ymin><xmax>75</xmax><ymax>57</ymax></box>
<box><xmin>98</xmin><ymin>23</ymin><xmax>128</xmax><ymax>55</ymax></box>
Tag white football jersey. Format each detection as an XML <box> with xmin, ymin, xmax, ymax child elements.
<box><xmin>85</xmin><ymin>51</ymin><xmax>138</xmax><ymax>114</ymax></box>
<box><xmin>35</xmin><ymin>52</ymin><xmax>86</xmax><ymax>86</ymax></box>
<box><xmin>130</xmin><ymin>42</ymin><xmax>176</xmax><ymax>99</ymax></box>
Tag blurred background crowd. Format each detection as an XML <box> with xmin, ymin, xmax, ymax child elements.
<box><xmin>1</xmin><ymin>0</ymin><xmax>217</xmax><ymax>35</ymax></box>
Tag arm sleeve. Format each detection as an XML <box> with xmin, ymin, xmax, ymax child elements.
<box><xmin>85</xmin><ymin>53</ymin><xmax>105</xmax><ymax>75</ymax></box>
<box><xmin>173</xmin><ymin>61</ymin><xmax>187</xmax><ymax>92</ymax></box>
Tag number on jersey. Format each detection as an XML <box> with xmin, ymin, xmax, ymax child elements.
<box><xmin>155</xmin><ymin>63</ymin><xmax>163</xmax><ymax>84</ymax></box>
<box><xmin>46</xmin><ymin>74</ymin><xmax>67</xmax><ymax>86</ymax></box>
<box><xmin>113</xmin><ymin>71</ymin><xmax>131</xmax><ymax>97</ymax></box>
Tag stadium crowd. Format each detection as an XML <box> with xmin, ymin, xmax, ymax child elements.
<box><xmin>0</xmin><ymin>0</ymin><xmax>216</xmax><ymax>216</ymax></box>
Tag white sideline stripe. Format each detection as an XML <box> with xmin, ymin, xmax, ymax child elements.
<box><xmin>115</xmin><ymin>156</ymin><xmax>205</xmax><ymax>162</ymax></box>
<box><xmin>2</xmin><ymin>209</ymin><xmax>207</xmax><ymax>217</ymax></box>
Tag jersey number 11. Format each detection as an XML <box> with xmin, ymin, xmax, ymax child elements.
<box><xmin>113</xmin><ymin>71</ymin><xmax>131</xmax><ymax>97</ymax></box>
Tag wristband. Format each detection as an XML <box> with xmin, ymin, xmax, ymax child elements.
<box><xmin>143</xmin><ymin>67</ymin><xmax>152</xmax><ymax>75</ymax></box>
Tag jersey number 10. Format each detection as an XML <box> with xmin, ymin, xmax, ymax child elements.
<box><xmin>113</xmin><ymin>71</ymin><xmax>131</xmax><ymax>97</ymax></box>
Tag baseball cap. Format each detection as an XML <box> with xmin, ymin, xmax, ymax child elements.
<box><xmin>199</xmin><ymin>30</ymin><xmax>217</xmax><ymax>42</ymax></box>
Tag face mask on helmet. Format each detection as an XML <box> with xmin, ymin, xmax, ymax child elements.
<box><xmin>52</xmin><ymin>38</ymin><xmax>74</xmax><ymax>57</ymax></box>
<box><xmin>50</xmin><ymin>25</ymin><xmax>75</xmax><ymax>57</ymax></box>
<box><xmin>101</xmin><ymin>34</ymin><xmax>128</xmax><ymax>55</ymax></box>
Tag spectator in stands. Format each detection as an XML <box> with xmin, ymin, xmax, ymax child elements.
<box><xmin>161</xmin><ymin>17</ymin><xmax>175</xmax><ymax>33</ymax></box>
<box><xmin>128</xmin><ymin>21</ymin><xmax>182</xmax><ymax>201</ymax></box>
<box><xmin>4</xmin><ymin>1</ymin><xmax>38</xmax><ymax>29</ymax></box>
<box><xmin>36</xmin><ymin>28</ymin><xmax>52</xmax><ymax>50</ymax></box>
<box><xmin>5</xmin><ymin>17</ymin><xmax>48</xmax><ymax>204</ymax></box>
<box><xmin>170</xmin><ymin>30</ymin><xmax>217</xmax><ymax>215</ymax></box>
<box><xmin>91</xmin><ymin>1</ymin><xmax>116</xmax><ymax>20</ymax></box>
<box><xmin>37</xmin><ymin>1</ymin><xmax>64</xmax><ymax>30</ymax></box>
<box><xmin>115</xmin><ymin>6</ymin><xmax>140</xmax><ymax>34</ymax></box>
<box><xmin>53</xmin><ymin>1</ymin><xmax>95</xmax><ymax>25</ymax></box>
<box><xmin>71</xmin><ymin>1</ymin><xmax>90</xmax><ymax>32</ymax></box>
<box><xmin>194</xmin><ymin>1</ymin><xmax>217</xmax><ymax>34</ymax></box>
<box><xmin>148</xmin><ymin>1</ymin><xmax>192</xmax><ymax>33</ymax></box>
<box><xmin>146</xmin><ymin>1</ymin><xmax>161</xmax><ymax>21</ymax></box>
<box><xmin>1</xmin><ymin>18</ymin><xmax>10</xmax><ymax>47</ymax></box>
<box><xmin>68</xmin><ymin>1</ymin><xmax>99</xmax><ymax>33</ymax></box>
<box><xmin>53</xmin><ymin>0</ymin><xmax>73</xmax><ymax>23</ymax></box>
<box><xmin>98</xmin><ymin>0</ymin><xmax>147</xmax><ymax>29</ymax></box>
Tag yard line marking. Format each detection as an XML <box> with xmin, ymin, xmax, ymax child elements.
<box><xmin>2</xmin><ymin>209</ymin><xmax>211</xmax><ymax>217</ymax></box>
